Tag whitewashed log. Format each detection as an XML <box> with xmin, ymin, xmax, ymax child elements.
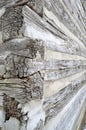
<box><xmin>44</xmin><ymin>70</ymin><xmax>86</xmax><ymax>98</ymax></box>
<box><xmin>44</xmin><ymin>66</ymin><xmax>86</xmax><ymax>81</ymax></box>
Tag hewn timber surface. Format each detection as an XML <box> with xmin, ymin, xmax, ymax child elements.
<box><xmin>0</xmin><ymin>0</ymin><xmax>86</xmax><ymax>130</ymax></box>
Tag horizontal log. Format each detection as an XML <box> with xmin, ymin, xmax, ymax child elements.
<box><xmin>0</xmin><ymin>52</ymin><xmax>86</xmax><ymax>78</ymax></box>
<box><xmin>44</xmin><ymin>70</ymin><xmax>86</xmax><ymax>98</ymax></box>
<box><xmin>23</xmin><ymin>5</ymin><xmax>67</xmax><ymax>39</ymax></box>
<box><xmin>25</xmin><ymin>60</ymin><xmax>86</xmax><ymax>74</ymax></box>
<box><xmin>24</xmin><ymin>60</ymin><xmax>86</xmax><ymax>77</ymax></box>
<box><xmin>0</xmin><ymin>38</ymin><xmax>44</xmax><ymax>59</ymax></box>
<box><xmin>45</xmin><ymin>50</ymin><xmax>86</xmax><ymax>60</ymax></box>
<box><xmin>45</xmin><ymin>66</ymin><xmax>86</xmax><ymax>81</ymax></box>
<box><xmin>0</xmin><ymin>72</ymin><xmax>43</xmax><ymax>104</ymax></box>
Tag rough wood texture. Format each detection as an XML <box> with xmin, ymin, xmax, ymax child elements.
<box><xmin>0</xmin><ymin>0</ymin><xmax>86</xmax><ymax>130</ymax></box>
<box><xmin>0</xmin><ymin>0</ymin><xmax>19</xmax><ymax>8</ymax></box>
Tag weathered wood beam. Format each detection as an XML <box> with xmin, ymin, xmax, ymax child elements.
<box><xmin>0</xmin><ymin>71</ymin><xmax>43</xmax><ymax>104</ymax></box>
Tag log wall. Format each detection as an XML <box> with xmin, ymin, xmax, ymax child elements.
<box><xmin>0</xmin><ymin>0</ymin><xmax>86</xmax><ymax>130</ymax></box>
